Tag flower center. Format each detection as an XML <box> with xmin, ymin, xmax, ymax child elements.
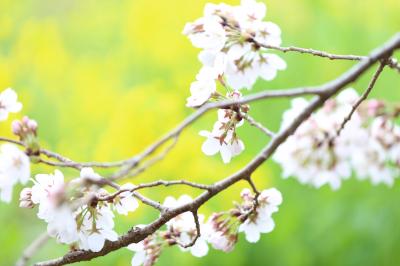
<box><xmin>12</xmin><ymin>156</ymin><xmax>23</xmax><ymax>169</ymax></box>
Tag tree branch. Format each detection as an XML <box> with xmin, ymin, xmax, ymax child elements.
<box><xmin>335</xmin><ymin>61</ymin><xmax>387</xmax><ymax>137</ymax></box>
<box><xmin>243</xmin><ymin>114</ymin><xmax>275</xmax><ymax>138</ymax></box>
<box><xmin>33</xmin><ymin>32</ymin><xmax>400</xmax><ymax>266</ymax></box>
<box><xmin>176</xmin><ymin>211</ymin><xmax>201</xmax><ymax>249</ymax></box>
<box><xmin>255</xmin><ymin>40</ymin><xmax>400</xmax><ymax>73</ymax></box>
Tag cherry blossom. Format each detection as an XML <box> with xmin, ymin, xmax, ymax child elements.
<box><xmin>0</xmin><ymin>144</ymin><xmax>30</xmax><ymax>203</ymax></box>
<box><xmin>128</xmin><ymin>233</ymin><xmax>163</xmax><ymax>266</ymax></box>
<box><xmin>350</xmin><ymin>117</ymin><xmax>400</xmax><ymax>186</ymax></box>
<box><xmin>238</xmin><ymin>188</ymin><xmax>282</xmax><ymax>243</ymax></box>
<box><xmin>113</xmin><ymin>183</ymin><xmax>139</xmax><ymax>215</ymax></box>
<box><xmin>200</xmin><ymin>105</ymin><xmax>246</xmax><ymax>164</ymax></box>
<box><xmin>0</xmin><ymin>88</ymin><xmax>22</xmax><ymax>121</ymax></box>
<box><xmin>274</xmin><ymin>88</ymin><xmax>400</xmax><ymax>189</ymax></box>
<box><xmin>200</xmin><ymin>122</ymin><xmax>245</xmax><ymax>163</ymax></box>
<box><xmin>163</xmin><ymin>195</ymin><xmax>209</xmax><ymax>257</ymax></box>
<box><xmin>205</xmin><ymin>213</ymin><xmax>238</xmax><ymax>252</ymax></box>
<box><xmin>207</xmin><ymin>230</ymin><xmax>237</xmax><ymax>252</ymax></box>
<box><xmin>185</xmin><ymin>0</ymin><xmax>286</xmax><ymax>93</ymax></box>
<box><xmin>77</xmin><ymin>201</ymin><xmax>118</xmax><ymax>252</ymax></box>
<box><xmin>186</xmin><ymin>67</ymin><xmax>218</xmax><ymax>107</ymax></box>
<box><xmin>183</xmin><ymin>16</ymin><xmax>226</xmax><ymax>52</ymax></box>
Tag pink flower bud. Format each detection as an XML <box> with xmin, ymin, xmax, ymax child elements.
<box><xmin>27</xmin><ymin>119</ymin><xmax>38</xmax><ymax>132</ymax></box>
<box><xmin>22</xmin><ymin>116</ymin><xmax>29</xmax><ymax>124</ymax></box>
<box><xmin>11</xmin><ymin>120</ymin><xmax>23</xmax><ymax>135</ymax></box>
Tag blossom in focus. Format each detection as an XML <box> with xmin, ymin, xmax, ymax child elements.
<box><xmin>113</xmin><ymin>183</ymin><xmax>139</xmax><ymax>215</ymax></box>
<box><xmin>163</xmin><ymin>195</ymin><xmax>209</xmax><ymax>257</ymax></box>
<box><xmin>186</xmin><ymin>67</ymin><xmax>218</xmax><ymax>107</ymax></box>
<box><xmin>0</xmin><ymin>88</ymin><xmax>22</xmax><ymax>121</ymax></box>
<box><xmin>0</xmin><ymin>144</ymin><xmax>30</xmax><ymax>203</ymax></box>
<box><xmin>77</xmin><ymin>202</ymin><xmax>118</xmax><ymax>252</ymax></box>
<box><xmin>184</xmin><ymin>0</ymin><xmax>286</xmax><ymax>91</ymax></box>
<box><xmin>200</xmin><ymin>122</ymin><xmax>245</xmax><ymax>163</ymax></box>
<box><xmin>238</xmin><ymin>188</ymin><xmax>282</xmax><ymax>243</ymax></box>
<box><xmin>200</xmin><ymin>106</ymin><xmax>246</xmax><ymax>164</ymax></box>
<box><xmin>183</xmin><ymin>16</ymin><xmax>227</xmax><ymax>52</ymax></box>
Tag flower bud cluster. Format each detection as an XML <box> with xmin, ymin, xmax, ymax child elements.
<box><xmin>128</xmin><ymin>189</ymin><xmax>282</xmax><ymax>266</ymax></box>
<box><xmin>12</xmin><ymin>116</ymin><xmax>40</xmax><ymax>155</ymax></box>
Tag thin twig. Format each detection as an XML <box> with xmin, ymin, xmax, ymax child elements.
<box><xmin>131</xmin><ymin>192</ymin><xmax>165</xmax><ymax>212</ymax></box>
<box><xmin>246</xmin><ymin>177</ymin><xmax>260</xmax><ymax>196</ymax></box>
<box><xmin>1</xmin><ymin>88</ymin><xmax>322</xmax><ymax>175</ymax></box>
<box><xmin>256</xmin><ymin>40</ymin><xmax>400</xmax><ymax>73</ymax></box>
<box><xmin>336</xmin><ymin>61</ymin><xmax>387</xmax><ymax>137</ymax></box>
<box><xmin>111</xmin><ymin>135</ymin><xmax>180</xmax><ymax>180</ymax></box>
<box><xmin>243</xmin><ymin>114</ymin><xmax>275</xmax><ymax>138</ymax></box>
<box><xmin>39</xmin><ymin>149</ymin><xmax>126</xmax><ymax>169</ymax></box>
<box><xmin>97</xmin><ymin>180</ymin><xmax>211</xmax><ymax>202</ymax></box>
<box><xmin>16</xmin><ymin>233</ymin><xmax>49</xmax><ymax>266</ymax></box>
<box><xmin>178</xmin><ymin>211</ymin><xmax>201</xmax><ymax>249</ymax></box>
<box><xmin>1</xmin><ymin>42</ymin><xmax>397</xmax><ymax>176</ymax></box>
<box><xmin>0</xmin><ymin>137</ymin><xmax>24</xmax><ymax>146</ymax></box>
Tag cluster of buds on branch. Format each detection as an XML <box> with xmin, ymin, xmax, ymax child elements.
<box><xmin>127</xmin><ymin>189</ymin><xmax>282</xmax><ymax>266</ymax></box>
<box><xmin>12</xmin><ymin>116</ymin><xmax>40</xmax><ymax>156</ymax></box>
<box><xmin>0</xmin><ymin>0</ymin><xmax>399</xmax><ymax>266</ymax></box>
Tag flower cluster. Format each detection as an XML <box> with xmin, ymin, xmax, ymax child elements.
<box><xmin>206</xmin><ymin>187</ymin><xmax>282</xmax><ymax>249</ymax></box>
<box><xmin>21</xmin><ymin>168</ymin><xmax>139</xmax><ymax>252</ymax></box>
<box><xmin>184</xmin><ymin>0</ymin><xmax>286</xmax><ymax>93</ymax></box>
<box><xmin>274</xmin><ymin>88</ymin><xmax>400</xmax><ymax>190</ymax></box>
<box><xmin>128</xmin><ymin>188</ymin><xmax>282</xmax><ymax>266</ymax></box>
<box><xmin>184</xmin><ymin>0</ymin><xmax>286</xmax><ymax>163</ymax></box>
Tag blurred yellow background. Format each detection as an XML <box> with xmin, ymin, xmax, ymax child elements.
<box><xmin>0</xmin><ymin>0</ymin><xmax>399</xmax><ymax>265</ymax></box>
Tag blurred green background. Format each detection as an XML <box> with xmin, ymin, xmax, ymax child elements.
<box><xmin>0</xmin><ymin>0</ymin><xmax>399</xmax><ymax>265</ymax></box>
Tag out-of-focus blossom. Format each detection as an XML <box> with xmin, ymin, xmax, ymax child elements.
<box><xmin>0</xmin><ymin>88</ymin><xmax>22</xmax><ymax>121</ymax></box>
<box><xmin>113</xmin><ymin>183</ymin><xmax>139</xmax><ymax>215</ymax></box>
<box><xmin>0</xmin><ymin>144</ymin><xmax>30</xmax><ymax>203</ymax></box>
<box><xmin>275</xmin><ymin>88</ymin><xmax>400</xmax><ymax>189</ymax></box>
